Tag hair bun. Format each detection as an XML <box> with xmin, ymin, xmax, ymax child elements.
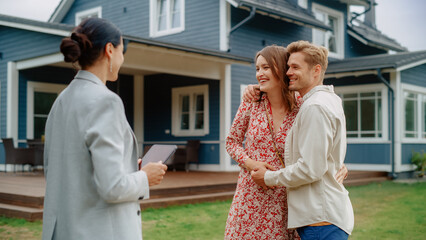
<box><xmin>60</xmin><ymin>37</ymin><xmax>81</xmax><ymax>63</ymax></box>
<box><xmin>71</xmin><ymin>32</ymin><xmax>92</xmax><ymax>52</ymax></box>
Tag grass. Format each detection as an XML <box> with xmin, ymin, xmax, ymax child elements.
<box><xmin>0</xmin><ymin>181</ymin><xmax>425</xmax><ymax>240</ymax></box>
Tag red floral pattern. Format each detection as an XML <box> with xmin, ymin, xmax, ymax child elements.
<box><xmin>225</xmin><ymin>95</ymin><xmax>301</xmax><ymax>240</ymax></box>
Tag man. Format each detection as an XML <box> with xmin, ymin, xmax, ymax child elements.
<box><xmin>251</xmin><ymin>40</ymin><xmax>354</xmax><ymax>240</ymax></box>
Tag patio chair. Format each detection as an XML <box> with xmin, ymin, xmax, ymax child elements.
<box><xmin>2</xmin><ymin>138</ymin><xmax>35</xmax><ymax>172</ymax></box>
<box><xmin>26</xmin><ymin>139</ymin><xmax>44</xmax><ymax>166</ymax></box>
<box><xmin>169</xmin><ymin>140</ymin><xmax>200</xmax><ymax>172</ymax></box>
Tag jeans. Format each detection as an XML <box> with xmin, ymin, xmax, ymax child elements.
<box><xmin>296</xmin><ymin>224</ymin><xmax>348</xmax><ymax>240</ymax></box>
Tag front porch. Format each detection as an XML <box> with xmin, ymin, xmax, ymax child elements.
<box><xmin>0</xmin><ymin>170</ymin><xmax>390</xmax><ymax>221</ymax></box>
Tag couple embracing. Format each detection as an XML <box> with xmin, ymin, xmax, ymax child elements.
<box><xmin>224</xmin><ymin>41</ymin><xmax>354</xmax><ymax>240</ymax></box>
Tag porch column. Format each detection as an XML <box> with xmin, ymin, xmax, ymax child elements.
<box><xmin>133</xmin><ymin>75</ymin><xmax>144</xmax><ymax>155</ymax></box>
<box><xmin>6</xmin><ymin>62</ymin><xmax>18</xmax><ymax>142</ymax></box>
<box><xmin>220</xmin><ymin>64</ymin><xmax>232</xmax><ymax>171</ymax></box>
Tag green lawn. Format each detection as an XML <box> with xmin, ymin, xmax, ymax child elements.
<box><xmin>0</xmin><ymin>181</ymin><xmax>425</xmax><ymax>240</ymax></box>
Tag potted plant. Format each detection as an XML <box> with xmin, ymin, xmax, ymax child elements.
<box><xmin>411</xmin><ymin>151</ymin><xmax>426</xmax><ymax>178</ymax></box>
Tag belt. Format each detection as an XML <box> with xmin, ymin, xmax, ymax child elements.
<box><xmin>308</xmin><ymin>221</ymin><xmax>332</xmax><ymax>227</ymax></box>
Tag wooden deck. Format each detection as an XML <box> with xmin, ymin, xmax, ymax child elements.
<box><xmin>0</xmin><ymin>170</ymin><xmax>388</xmax><ymax>221</ymax></box>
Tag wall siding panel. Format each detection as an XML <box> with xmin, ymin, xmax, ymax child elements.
<box><xmin>401</xmin><ymin>64</ymin><xmax>426</xmax><ymax>87</ymax></box>
<box><xmin>401</xmin><ymin>143</ymin><xmax>426</xmax><ymax>165</ymax></box>
<box><xmin>0</xmin><ymin>27</ymin><xmax>64</xmax><ymax>139</ymax></box>
<box><xmin>345</xmin><ymin>143</ymin><xmax>391</xmax><ymax>164</ymax></box>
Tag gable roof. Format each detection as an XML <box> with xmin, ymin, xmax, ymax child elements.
<box><xmin>0</xmin><ymin>14</ymin><xmax>72</xmax><ymax>36</ymax></box>
<box><xmin>327</xmin><ymin>50</ymin><xmax>426</xmax><ymax>74</ymax></box>
<box><xmin>0</xmin><ymin>14</ymin><xmax>252</xmax><ymax>64</ymax></box>
<box><xmin>48</xmin><ymin>0</ymin><xmax>75</xmax><ymax>23</ymax></box>
<box><xmin>227</xmin><ymin>0</ymin><xmax>332</xmax><ymax>31</ymax></box>
<box><xmin>348</xmin><ymin>20</ymin><xmax>407</xmax><ymax>52</ymax></box>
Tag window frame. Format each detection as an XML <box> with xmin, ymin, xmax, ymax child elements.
<box><xmin>171</xmin><ymin>84</ymin><xmax>209</xmax><ymax>136</ymax></box>
<box><xmin>75</xmin><ymin>6</ymin><xmax>102</xmax><ymax>25</ymax></box>
<box><xmin>402</xmin><ymin>83</ymin><xmax>426</xmax><ymax>143</ymax></box>
<box><xmin>150</xmin><ymin>0</ymin><xmax>185</xmax><ymax>38</ymax></box>
<box><xmin>297</xmin><ymin>0</ymin><xmax>308</xmax><ymax>9</ymax></box>
<box><xmin>312</xmin><ymin>3</ymin><xmax>344</xmax><ymax>59</ymax></box>
<box><xmin>335</xmin><ymin>84</ymin><xmax>388</xmax><ymax>143</ymax></box>
<box><xmin>26</xmin><ymin>82</ymin><xmax>66</xmax><ymax>139</ymax></box>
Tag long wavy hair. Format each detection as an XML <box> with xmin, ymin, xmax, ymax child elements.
<box><xmin>255</xmin><ymin>45</ymin><xmax>297</xmax><ymax>112</ymax></box>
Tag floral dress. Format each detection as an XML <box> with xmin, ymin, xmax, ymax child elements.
<box><xmin>224</xmin><ymin>95</ymin><xmax>301</xmax><ymax>240</ymax></box>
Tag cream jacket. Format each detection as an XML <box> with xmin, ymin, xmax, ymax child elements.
<box><xmin>265</xmin><ymin>85</ymin><xmax>354</xmax><ymax>234</ymax></box>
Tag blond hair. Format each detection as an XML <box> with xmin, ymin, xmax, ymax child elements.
<box><xmin>287</xmin><ymin>40</ymin><xmax>328</xmax><ymax>80</ymax></box>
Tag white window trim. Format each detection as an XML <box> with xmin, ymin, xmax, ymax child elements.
<box><xmin>312</xmin><ymin>3</ymin><xmax>345</xmax><ymax>59</ymax></box>
<box><xmin>149</xmin><ymin>0</ymin><xmax>185</xmax><ymax>38</ymax></box>
<box><xmin>171</xmin><ymin>84</ymin><xmax>209</xmax><ymax>136</ymax></box>
<box><xmin>26</xmin><ymin>82</ymin><xmax>66</xmax><ymax>139</ymax></box>
<box><xmin>335</xmin><ymin>84</ymin><xmax>388</xmax><ymax>143</ymax></box>
<box><xmin>401</xmin><ymin>83</ymin><xmax>426</xmax><ymax>143</ymax></box>
<box><xmin>298</xmin><ymin>0</ymin><xmax>308</xmax><ymax>9</ymax></box>
<box><xmin>75</xmin><ymin>6</ymin><xmax>102</xmax><ymax>25</ymax></box>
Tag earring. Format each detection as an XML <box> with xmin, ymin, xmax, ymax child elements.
<box><xmin>109</xmin><ymin>61</ymin><xmax>113</xmax><ymax>73</ymax></box>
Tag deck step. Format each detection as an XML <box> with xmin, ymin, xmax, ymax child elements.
<box><xmin>150</xmin><ymin>183</ymin><xmax>237</xmax><ymax>199</ymax></box>
<box><xmin>0</xmin><ymin>192</ymin><xmax>44</xmax><ymax>209</ymax></box>
<box><xmin>141</xmin><ymin>191</ymin><xmax>235</xmax><ymax>209</ymax></box>
<box><xmin>0</xmin><ymin>203</ymin><xmax>43</xmax><ymax>221</ymax></box>
<box><xmin>344</xmin><ymin>176</ymin><xmax>389</xmax><ymax>187</ymax></box>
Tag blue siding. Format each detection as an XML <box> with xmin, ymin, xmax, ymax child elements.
<box><xmin>345</xmin><ymin>143</ymin><xmax>391</xmax><ymax>164</ymax></box>
<box><xmin>325</xmin><ymin>73</ymin><xmax>390</xmax><ymax>86</ymax></box>
<box><xmin>401</xmin><ymin>144</ymin><xmax>426</xmax><ymax>165</ymax></box>
<box><xmin>229</xmin><ymin>8</ymin><xmax>311</xmax><ymax>58</ymax></box>
<box><xmin>62</xmin><ymin>0</ymin><xmax>149</xmax><ymax>38</ymax></box>
<box><xmin>230</xmin><ymin>64</ymin><xmax>256</xmax><ymax>118</ymax></box>
<box><xmin>401</xmin><ymin>63</ymin><xmax>426</xmax><ymax>87</ymax></box>
<box><xmin>346</xmin><ymin>35</ymin><xmax>386</xmax><ymax>58</ymax></box>
<box><xmin>0</xmin><ymin>27</ymin><xmax>64</xmax><ymax>138</ymax></box>
<box><xmin>62</xmin><ymin>0</ymin><xmax>220</xmax><ymax>50</ymax></box>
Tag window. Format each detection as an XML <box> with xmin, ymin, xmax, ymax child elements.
<box><xmin>423</xmin><ymin>95</ymin><xmax>426</xmax><ymax>138</ymax></box>
<box><xmin>312</xmin><ymin>4</ymin><xmax>344</xmax><ymax>59</ymax></box>
<box><xmin>336</xmin><ymin>85</ymin><xmax>387</xmax><ymax>141</ymax></box>
<box><xmin>403</xmin><ymin>89</ymin><xmax>426</xmax><ymax>140</ymax></box>
<box><xmin>75</xmin><ymin>6</ymin><xmax>102</xmax><ymax>25</ymax></box>
<box><xmin>150</xmin><ymin>0</ymin><xmax>185</xmax><ymax>37</ymax></box>
<box><xmin>172</xmin><ymin>85</ymin><xmax>209</xmax><ymax>136</ymax></box>
<box><xmin>404</xmin><ymin>92</ymin><xmax>418</xmax><ymax>138</ymax></box>
<box><xmin>27</xmin><ymin>82</ymin><xmax>66</xmax><ymax>139</ymax></box>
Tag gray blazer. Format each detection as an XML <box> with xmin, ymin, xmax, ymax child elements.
<box><xmin>42</xmin><ymin>70</ymin><xmax>149</xmax><ymax>240</ymax></box>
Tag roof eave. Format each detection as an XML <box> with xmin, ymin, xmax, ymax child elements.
<box><xmin>48</xmin><ymin>0</ymin><xmax>75</xmax><ymax>23</ymax></box>
<box><xmin>347</xmin><ymin>28</ymin><xmax>407</xmax><ymax>52</ymax></box>
<box><xmin>234</xmin><ymin>1</ymin><xmax>332</xmax><ymax>31</ymax></box>
<box><xmin>125</xmin><ymin>35</ymin><xmax>254</xmax><ymax>64</ymax></box>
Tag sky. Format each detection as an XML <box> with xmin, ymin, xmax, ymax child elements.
<box><xmin>0</xmin><ymin>0</ymin><xmax>425</xmax><ymax>52</ymax></box>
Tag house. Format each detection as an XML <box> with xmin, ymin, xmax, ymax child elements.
<box><xmin>0</xmin><ymin>0</ymin><xmax>424</xmax><ymax>178</ymax></box>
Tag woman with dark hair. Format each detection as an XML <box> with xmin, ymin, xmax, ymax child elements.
<box><xmin>42</xmin><ymin>18</ymin><xmax>167</xmax><ymax>240</ymax></box>
<box><xmin>225</xmin><ymin>45</ymin><xmax>301</xmax><ymax>239</ymax></box>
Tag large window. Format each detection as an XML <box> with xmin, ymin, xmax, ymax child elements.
<box><xmin>171</xmin><ymin>85</ymin><xmax>209</xmax><ymax>136</ymax></box>
<box><xmin>403</xmin><ymin>88</ymin><xmax>426</xmax><ymax>140</ymax></box>
<box><xmin>150</xmin><ymin>0</ymin><xmax>185</xmax><ymax>37</ymax></box>
<box><xmin>75</xmin><ymin>6</ymin><xmax>102</xmax><ymax>25</ymax></box>
<box><xmin>312</xmin><ymin>3</ymin><xmax>344</xmax><ymax>59</ymax></box>
<box><xmin>27</xmin><ymin>82</ymin><xmax>66</xmax><ymax>139</ymax></box>
<box><xmin>336</xmin><ymin>85</ymin><xmax>387</xmax><ymax>140</ymax></box>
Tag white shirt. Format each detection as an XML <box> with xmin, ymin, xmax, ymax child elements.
<box><xmin>264</xmin><ymin>85</ymin><xmax>354</xmax><ymax>234</ymax></box>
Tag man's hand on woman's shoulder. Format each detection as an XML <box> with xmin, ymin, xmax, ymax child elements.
<box><xmin>242</xmin><ymin>84</ymin><xmax>261</xmax><ymax>102</ymax></box>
